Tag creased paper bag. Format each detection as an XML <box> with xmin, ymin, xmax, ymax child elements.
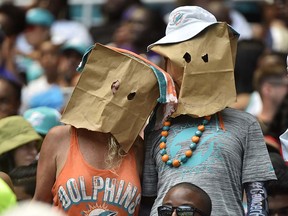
<box><xmin>61</xmin><ymin>44</ymin><xmax>160</xmax><ymax>152</ymax></box>
<box><xmin>151</xmin><ymin>22</ymin><xmax>238</xmax><ymax>117</ymax></box>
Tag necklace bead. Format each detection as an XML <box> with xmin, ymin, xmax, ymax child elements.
<box><xmin>181</xmin><ymin>155</ymin><xmax>188</xmax><ymax>163</ymax></box>
<box><xmin>190</xmin><ymin>143</ymin><xmax>197</xmax><ymax>150</ymax></box>
<box><xmin>172</xmin><ymin>159</ymin><xmax>181</xmax><ymax>167</ymax></box>
<box><xmin>195</xmin><ymin>130</ymin><xmax>202</xmax><ymax>137</ymax></box>
<box><xmin>163</xmin><ymin>121</ymin><xmax>171</xmax><ymax>126</ymax></box>
<box><xmin>185</xmin><ymin>150</ymin><xmax>193</xmax><ymax>157</ymax></box>
<box><xmin>161</xmin><ymin>130</ymin><xmax>169</xmax><ymax>137</ymax></box>
<box><xmin>160</xmin><ymin>137</ymin><xmax>167</xmax><ymax>143</ymax></box>
<box><xmin>159</xmin><ymin>142</ymin><xmax>166</xmax><ymax>149</ymax></box>
<box><xmin>198</xmin><ymin>125</ymin><xmax>205</xmax><ymax>132</ymax></box>
<box><xmin>192</xmin><ymin>136</ymin><xmax>200</xmax><ymax>143</ymax></box>
<box><xmin>162</xmin><ymin>154</ymin><xmax>169</xmax><ymax>162</ymax></box>
<box><xmin>163</xmin><ymin>126</ymin><xmax>170</xmax><ymax>131</ymax></box>
<box><xmin>159</xmin><ymin>116</ymin><xmax>211</xmax><ymax>168</ymax></box>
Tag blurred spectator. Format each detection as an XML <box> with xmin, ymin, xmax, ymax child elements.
<box><xmin>15</xmin><ymin>7</ymin><xmax>54</xmax><ymax>83</ymax></box>
<box><xmin>29</xmin><ymin>0</ymin><xmax>93</xmax><ymax>46</ymax></box>
<box><xmin>28</xmin><ymin>0</ymin><xmax>70</xmax><ymax>19</ymax></box>
<box><xmin>9</xmin><ymin>161</ymin><xmax>37</xmax><ymax>201</ymax></box>
<box><xmin>1</xmin><ymin>201</ymin><xmax>66</xmax><ymax>216</ymax></box>
<box><xmin>110</xmin><ymin>4</ymin><xmax>166</xmax><ymax>64</ymax></box>
<box><xmin>20</xmin><ymin>41</ymin><xmax>64</xmax><ymax>113</ymax></box>
<box><xmin>58</xmin><ymin>39</ymin><xmax>89</xmax><ymax>87</ymax></box>
<box><xmin>0</xmin><ymin>73</ymin><xmax>22</xmax><ymax>119</ymax></box>
<box><xmin>57</xmin><ymin>39</ymin><xmax>90</xmax><ymax>107</ymax></box>
<box><xmin>51</xmin><ymin>21</ymin><xmax>93</xmax><ymax>47</ymax></box>
<box><xmin>251</xmin><ymin>53</ymin><xmax>288</xmax><ymax>134</ymax></box>
<box><xmin>36</xmin><ymin>0</ymin><xmax>95</xmax><ymax>110</ymax></box>
<box><xmin>90</xmin><ymin>0</ymin><xmax>141</xmax><ymax>45</ymax></box>
<box><xmin>23</xmin><ymin>106</ymin><xmax>62</xmax><ymax>138</ymax></box>
<box><xmin>0</xmin><ymin>3</ymin><xmax>26</xmax><ymax>80</ymax></box>
<box><xmin>260</xmin><ymin>1</ymin><xmax>288</xmax><ymax>53</ymax></box>
<box><xmin>263</xmin><ymin>54</ymin><xmax>288</xmax><ymax>165</ymax></box>
<box><xmin>230</xmin><ymin>39</ymin><xmax>266</xmax><ymax>110</ymax></box>
<box><xmin>0</xmin><ymin>116</ymin><xmax>42</xmax><ymax>173</ymax></box>
<box><xmin>0</xmin><ymin>9</ymin><xmax>23</xmax><ymax>119</ymax></box>
<box><xmin>265</xmin><ymin>93</ymin><xmax>288</xmax><ymax>157</ymax></box>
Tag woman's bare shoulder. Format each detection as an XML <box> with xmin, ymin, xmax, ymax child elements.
<box><xmin>40</xmin><ymin>125</ymin><xmax>72</xmax><ymax>154</ymax></box>
<box><xmin>46</xmin><ymin>124</ymin><xmax>71</xmax><ymax>138</ymax></box>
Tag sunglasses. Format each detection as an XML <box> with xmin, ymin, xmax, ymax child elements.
<box><xmin>158</xmin><ymin>205</ymin><xmax>207</xmax><ymax>216</ymax></box>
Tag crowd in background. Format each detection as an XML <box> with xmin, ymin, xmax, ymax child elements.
<box><xmin>0</xmin><ymin>0</ymin><xmax>287</xmax><ymax>215</ymax></box>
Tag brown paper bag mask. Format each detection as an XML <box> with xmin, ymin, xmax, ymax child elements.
<box><xmin>61</xmin><ymin>44</ymin><xmax>161</xmax><ymax>152</ymax></box>
<box><xmin>151</xmin><ymin>23</ymin><xmax>238</xmax><ymax>117</ymax></box>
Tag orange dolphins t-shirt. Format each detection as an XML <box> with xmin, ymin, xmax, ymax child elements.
<box><xmin>52</xmin><ymin>127</ymin><xmax>141</xmax><ymax>216</ymax></box>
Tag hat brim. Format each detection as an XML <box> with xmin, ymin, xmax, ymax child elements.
<box><xmin>0</xmin><ymin>133</ymin><xmax>42</xmax><ymax>155</ymax></box>
<box><xmin>148</xmin><ymin>22</ymin><xmax>239</xmax><ymax>50</ymax></box>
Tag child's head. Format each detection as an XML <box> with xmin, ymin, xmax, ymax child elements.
<box><xmin>158</xmin><ymin>182</ymin><xmax>212</xmax><ymax>216</ymax></box>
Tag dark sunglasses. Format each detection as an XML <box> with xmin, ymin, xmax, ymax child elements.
<box><xmin>158</xmin><ymin>205</ymin><xmax>207</xmax><ymax>216</ymax></box>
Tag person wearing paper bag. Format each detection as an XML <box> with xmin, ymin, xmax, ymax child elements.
<box><xmin>141</xmin><ymin>6</ymin><xmax>276</xmax><ymax>216</ymax></box>
<box><xmin>32</xmin><ymin>44</ymin><xmax>177</xmax><ymax>216</ymax></box>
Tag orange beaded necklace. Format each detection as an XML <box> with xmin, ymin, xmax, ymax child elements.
<box><xmin>159</xmin><ymin>116</ymin><xmax>211</xmax><ymax>168</ymax></box>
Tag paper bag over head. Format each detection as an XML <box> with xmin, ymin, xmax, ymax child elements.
<box><xmin>61</xmin><ymin>44</ymin><xmax>164</xmax><ymax>152</ymax></box>
<box><xmin>148</xmin><ymin>6</ymin><xmax>239</xmax><ymax>117</ymax></box>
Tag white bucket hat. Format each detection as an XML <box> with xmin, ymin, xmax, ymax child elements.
<box><xmin>148</xmin><ymin>6</ymin><xmax>238</xmax><ymax>50</ymax></box>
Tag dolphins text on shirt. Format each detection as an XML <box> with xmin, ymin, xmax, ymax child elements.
<box><xmin>57</xmin><ymin>176</ymin><xmax>141</xmax><ymax>214</ymax></box>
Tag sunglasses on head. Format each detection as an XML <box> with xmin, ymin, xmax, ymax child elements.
<box><xmin>158</xmin><ymin>205</ymin><xmax>207</xmax><ymax>216</ymax></box>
